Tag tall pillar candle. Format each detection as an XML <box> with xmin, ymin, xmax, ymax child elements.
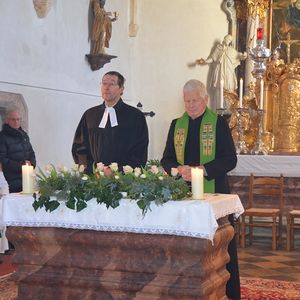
<box><xmin>191</xmin><ymin>168</ymin><xmax>204</xmax><ymax>200</ymax></box>
<box><xmin>260</xmin><ymin>80</ymin><xmax>264</xmax><ymax>110</ymax></box>
<box><xmin>220</xmin><ymin>79</ymin><xmax>224</xmax><ymax>108</ymax></box>
<box><xmin>239</xmin><ymin>78</ymin><xmax>243</xmax><ymax>108</ymax></box>
<box><xmin>22</xmin><ymin>164</ymin><xmax>34</xmax><ymax>194</ymax></box>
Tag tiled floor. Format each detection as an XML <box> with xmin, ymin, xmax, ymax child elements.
<box><xmin>237</xmin><ymin>243</ymin><xmax>300</xmax><ymax>282</ymax></box>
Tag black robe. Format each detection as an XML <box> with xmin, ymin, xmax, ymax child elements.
<box><xmin>72</xmin><ymin>99</ymin><xmax>149</xmax><ymax>174</ymax></box>
<box><xmin>161</xmin><ymin>113</ymin><xmax>241</xmax><ymax>300</ymax></box>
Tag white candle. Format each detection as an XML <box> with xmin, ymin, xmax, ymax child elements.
<box><xmin>22</xmin><ymin>163</ymin><xmax>34</xmax><ymax>194</ymax></box>
<box><xmin>220</xmin><ymin>79</ymin><xmax>224</xmax><ymax>108</ymax></box>
<box><xmin>191</xmin><ymin>167</ymin><xmax>204</xmax><ymax>200</ymax></box>
<box><xmin>260</xmin><ymin>80</ymin><xmax>264</xmax><ymax>110</ymax></box>
<box><xmin>239</xmin><ymin>78</ymin><xmax>243</xmax><ymax>108</ymax></box>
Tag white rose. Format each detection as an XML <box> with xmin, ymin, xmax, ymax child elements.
<box><xmin>158</xmin><ymin>176</ymin><xmax>164</xmax><ymax>181</ymax></box>
<box><xmin>82</xmin><ymin>176</ymin><xmax>88</xmax><ymax>181</ymax></box>
<box><xmin>123</xmin><ymin>165</ymin><xmax>133</xmax><ymax>174</ymax></box>
<box><xmin>110</xmin><ymin>162</ymin><xmax>118</xmax><ymax>172</ymax></box>
<box><xmin>115</xmin><ymin>175</ymin><xmax>120</xmax><ymax>180</ymax></box>
<box><xmin>171</xmin><ymin>168</ymin><xmax>179</xmax><ymax>177</ymax></box>
<box><xmin>134</xmin><ymin>167</ymin><xmax>141</xmax><ymax>177</ymax></box>
<box><xmin>140</xmin><ymin>174</ymin><xmax>146</xmax><ymax>179</ymax></box>
<box><xmin>150</xmin><ymin>165</ymin><xmax>159</xmax><ymax>174</ymax></box>
<box><xmin>79</xmin><ymin>165</ymin><xmax>85</xmax><ymax>173</ymax></box>
<box><xmin>57</xmin><ymin>164</ymin><xmax>67</xmax><ymax>173</ymax></box>
<box><xmin>45</xmin><ymin>165</ymin><xmax>53</xmax><ymax>172</ymax></box>
<box><xmin>96</xmin><ymin>162</ymin><xmax>105</xmax><ymax>171</ymax></box>
<box><xmin>71</xmin><ymin>164</ymin><xmax>79</xmax><ymax>171</ymax></box>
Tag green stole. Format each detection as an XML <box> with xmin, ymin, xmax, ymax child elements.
<box><xmin>174</xmin><ymin>107</ymin><xmax>217</xmax><ymax>193</ymax></box>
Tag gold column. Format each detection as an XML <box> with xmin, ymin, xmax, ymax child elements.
<box><xmin>275</xmin><ymin>65</ymin><xmax>300</xmax><ymax>152</ymax></box>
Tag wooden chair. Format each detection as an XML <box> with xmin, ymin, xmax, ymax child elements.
<box><xmin>241</xmin><ymin>173</ymin><xmax>284</xmax><ymax>251</ymax></box>
<box><xmin>235</xmin><ymin>216</ymin><xmax>241</xmax><ymax>244</ymax></box>
<box><xmin>286</xmin><ymin>210</ymin><xmax>300</xmax><ymax>251</ymax></box>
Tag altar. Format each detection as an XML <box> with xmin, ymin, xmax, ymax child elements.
<box><xmin>1</xmin><ymin>193</ymin><xmax>244</xmax><ymax>300</ymax></box>
<box><xmin>228</xmin><ymin>155</ymin><xmax>300</xmax><ymax>213</ymax></box>
<box><xmin>228</xmin><ymin>155</ymin><xmax>300</xmax><ymax>177</ymax></box>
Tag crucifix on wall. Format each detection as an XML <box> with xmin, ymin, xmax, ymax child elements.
<box><xmin>279</xmin><ymin>32</ymin><xmax>300</xmax><ymax>64</ymax></box>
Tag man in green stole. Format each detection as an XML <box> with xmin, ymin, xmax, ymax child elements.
<box><xmin>161</xmin><ymin>79</ymin><xmax>240</xmax><ymax>300</ymax></box>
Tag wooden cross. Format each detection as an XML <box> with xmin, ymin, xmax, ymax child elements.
<box><xmin>280</xmin><ymin>32</ymin><xmax>300</xmax><ymax>63</ymax></box>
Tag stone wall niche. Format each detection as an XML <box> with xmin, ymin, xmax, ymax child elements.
<box><xmin>33</xmin><ymin>0</ymin><xmax>52</xmax><ymax>19</ymax></box>
<box><xmin>0</xmin><ymin>92</ymin><xmax>28</xmax><ymax>132</ymax></box>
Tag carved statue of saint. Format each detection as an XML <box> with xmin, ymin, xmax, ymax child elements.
<box><xmin>197</xmin><ymin>35</ymin><xmax>247</xmax><ymax>91</ymax></box>
<box><xmin>91</xmin><ymin>0</ymin><xmax>118</xmax><ymax>55</ymax></box>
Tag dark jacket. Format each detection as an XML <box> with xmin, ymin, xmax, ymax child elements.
<box><xmin>0</xmin><ymin>124</ymin><xmax>36</xmax><ymax>193</ymax></box>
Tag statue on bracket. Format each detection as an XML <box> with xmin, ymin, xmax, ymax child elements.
<box><xmin>197</xmin><ymin>34</ymin><xmax>247</xmax><ymax>91</ymax></box>
<box><xmin>91</xmin><ymin>0</ymin><xmax>118</xmax><ymax>55</ymax></box>
<box><xmin>86</xmin><ymin>0</ymin><xmax>118</xmax><ymax>71</ymax></box>
<box><xmin>196</xmin><ymin>34</ymin><xmax>247</xmax><ymax>110</ymax></box>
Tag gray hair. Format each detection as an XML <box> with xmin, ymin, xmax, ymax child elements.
<box><xmin>4</xmin><ymin>110</ymin><xmax>20</xmax><ymax>120</ymax></box>
<box><xmin>183</xmin><ymin>79</ymin><xmax>208</xmax><ymax>98</ymax></box>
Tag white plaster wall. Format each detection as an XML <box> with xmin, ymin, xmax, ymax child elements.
<box><xmin>130</xmin><ymin>0</ymin><xmax>229</xmax><ymax>160</ymax></box>
<box><xmin>0</xmin><ymin>0</ymin><xmax>229</xmax><ymax>171</ymax></box>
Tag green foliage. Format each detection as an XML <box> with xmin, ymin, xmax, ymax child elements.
<box><xmin>32</xmin><ymin>160</ymin><xmax>191</xmax><ymax>216</ymax></box>
<box><xmin>145</xmin><ymin>159</ymin><xmax>161</xmax><ymax>168</ymax></box>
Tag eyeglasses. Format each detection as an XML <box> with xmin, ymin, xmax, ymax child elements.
<box><xmin>184</xmin><ymin>99</ymin><xmax>201</xmax><ymax>104</ymax></box>
<box><xmin>101</xmin><ymin>82</ymin><xmax>118</xmax><ymax>87</ymax></box>
<box><xmin>8</xmin><ymin>118</ymin><xmax>22</xmax><ymax>122</ymax></box>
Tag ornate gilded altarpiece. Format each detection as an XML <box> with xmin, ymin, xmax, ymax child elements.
<box><xmin>267</xmin><ymin>1</ymin><xmax>300</xmax><ymax>152</ymax></box>
<box><xmin>229</xmin><ymin>0</ymin><xmax>300</xmax><ymax>153</ymax></box>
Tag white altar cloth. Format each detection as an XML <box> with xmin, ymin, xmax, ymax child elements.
<box><xmin>229</xmin><ymin>155</ymin><xmax>300</xmax><ymax>177</ymax></box>
<box><xmin>1</xmin><ymin>193</ymin><xmax>244</xmax><ymax>242</ymax></box>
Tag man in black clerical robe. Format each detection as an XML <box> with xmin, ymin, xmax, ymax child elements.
<box><xmin>72</xmin><ymin>71</ymin><xmax>148</xmax><ymax>174</ymax></box>
<box><xmin>161</xmin><ymin>79</ymin><xmax>240</xmax><ymax>300</ymax></box>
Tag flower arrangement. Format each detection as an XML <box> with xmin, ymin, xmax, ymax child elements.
<box><xmin>32</xmin><ymin>160</ymin><xmax>190</xmax><ymax>215</ymax></box>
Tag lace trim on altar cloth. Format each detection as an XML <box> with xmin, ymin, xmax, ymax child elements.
<box><xmin>3</xmin><ymin>221</ymin><xmax>215</xmax><ymax>241</ymax></box>
<box><xmin>214</xmin><ymin>207</ymin><xmax>244</xmax><ymax>220</ymax></box>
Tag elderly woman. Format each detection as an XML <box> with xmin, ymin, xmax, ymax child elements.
<box><xmin>0</xmin><ymin>110</ymin><xmax>36</xmax><ymax>193</ymax></box>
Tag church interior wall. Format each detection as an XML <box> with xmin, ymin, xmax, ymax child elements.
<box><xmin>0</xmin><ymin>0</ymin><xmax>229</xmax><ymax>170</ymax></box>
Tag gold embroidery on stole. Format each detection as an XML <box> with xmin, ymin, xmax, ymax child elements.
<box><xmin>202</xmin><ymin>123</ymin><xmax>214</xmax><ymax>156</ymax></box>
<box><xmin>175</xmin><ymin>128</ymin><xmax>185</xmax><ymax>162</ymax></box>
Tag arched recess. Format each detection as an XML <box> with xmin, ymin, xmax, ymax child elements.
<box><xmin>0</xmin><ymin>92</ymin><xmax>28</xmax><ymax>132</ymax></box>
